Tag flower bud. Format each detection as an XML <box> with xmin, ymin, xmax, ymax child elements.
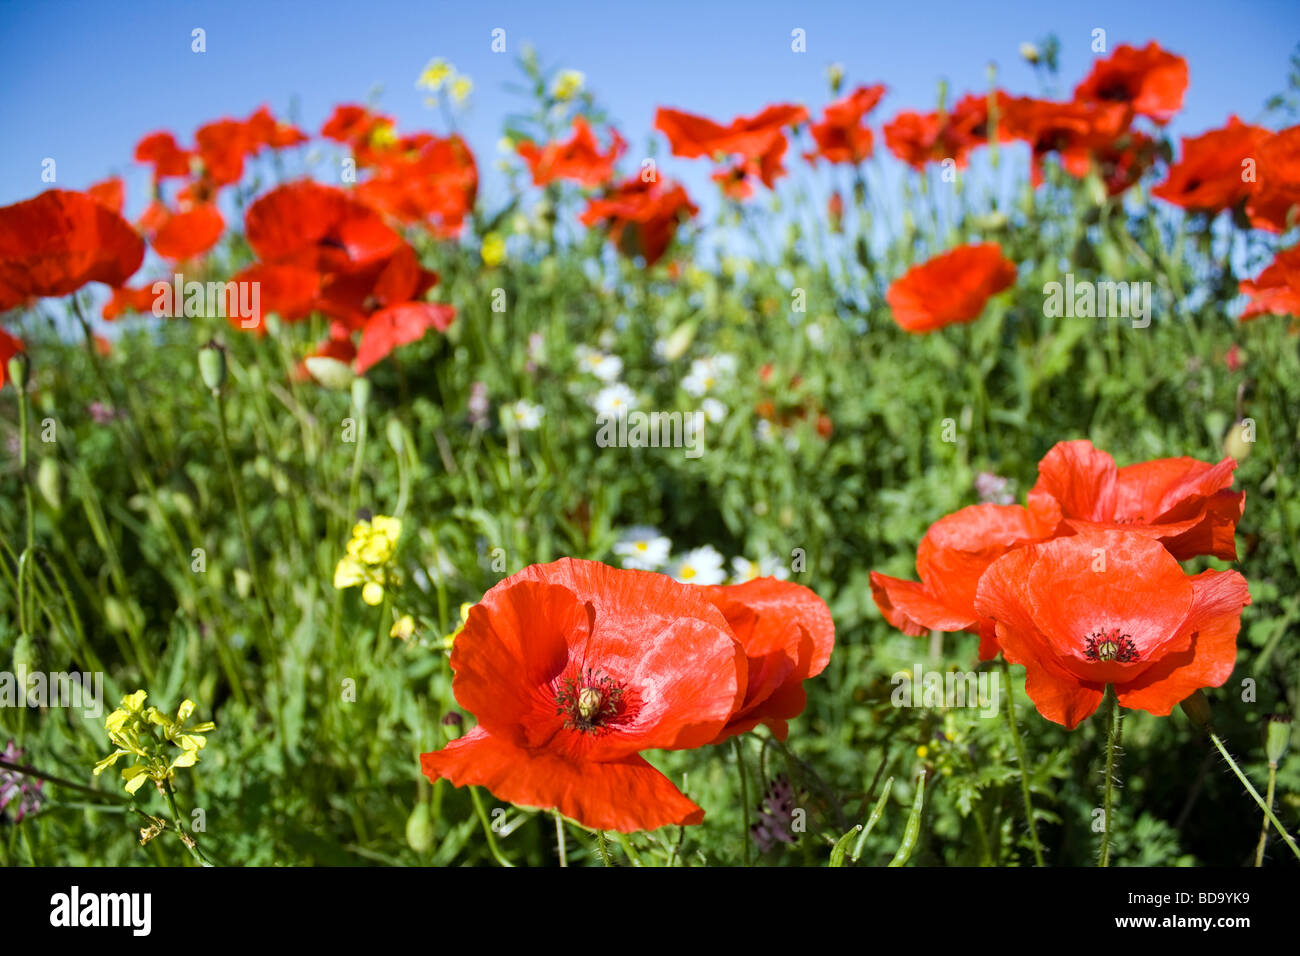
<box><xmin>198</xmin><ymin>340</ymin><xmax>227</xmax><ymax>393</ymax></box>
<box><xmin>405</xmin><ymin>802</ymin><xmax>435</xmax><ymax>853</ymax></box>
<box><xmin>351</xmin><ymin>375</ymin><xmax>371</xmax><ymax>413</ymax></box>
<box><xmin>1266</xmin><ymin>715</ymin><xmax>1291</xmax><ymax>766</ymax></box>
<box><xmin>36</xmin><ymin>457</ymin><xmax>62</xmax><ymax>512</ymax></box>
<box><xmin>7</xmin><ymin>350</ymin><xmax>30</xmax><ymax>392</ymax></box>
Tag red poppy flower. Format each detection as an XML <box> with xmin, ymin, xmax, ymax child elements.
<box><xmin>87</xmin><ymin>177</ymin><xmax>125</xmax><ymax>215</ymax></box>
<box><xmin>517</xmin><ymin>117</ymin><xmax>626</xmax><ymax>187</ymax></box>
<box><xmin>1092</xmin><ymin>130</ymin><xmax>1159</xmax><ymax>196</ymax></box>
<box><xmin>870</xmin><ymin>503</ymin><xmax>1053</xmax><ymax>660</ymax></box>
<box><xmin>355</xmin><ymin>134</ymin><xmax>478</xmax><ymax>236</ymax></box>
<box><xmin>1073</xmin><ymin>42</ymin><xmax>1188</xmax><ymax>125</ymax></box>
<box><xmin>134</xmin><ymin>131</ymin><xmax>193</xmax><ymax>181</ymax></box>
<box><xmin>885</xmin><ymin>242</ymin><xmax>1017</xmax><ymax>332</ymax></box>
<box><xmin>805</xmin><ymin>84</ymin><xmax>886</xmax><ymax>164</ymax></box>
<box><xmin>1026</xmin><ymin>439</ymin><xmax>1245</xmax><ymax>561</ymax></box>
<box><xmin>227</xmin><ymin>263</ymin><xmax>322</xmax><ymax>332</ymax></box>
<box><xmin>655</xmin><ymin>103</ymin><xmax>808</xmax><ymax>164</ymax></box>
<box><xmin>150</xmin><ymin>203</ymin><xmax>225</xmax><ymax>262</ymax></box>
<box><xmin>882</xmin><ymin>93</ymin><xmax>1009</xmax><ymax>170</ymax></box>
<box><xmin>0</xmin><ymin>327</ymin><xmax>23</xmax><ymax>389</ymax></box>
<box><xmin>194</xmin><ymin>118</ymin><xmax>252</xmax><ymax>187</ymax></box>
<box><xmin>420</xmin><ymin>558</ymin><xmax>747</xmax><ymax>832</ymax></box>
<box><xmin>245</xmin><ymin>181</ymin><xmax>402</xmax><ymax>273</ymax></box>
<box><xmin>244</xmin><ymin>105</ymin><xmax>308</xmax><ymax>152</ymax></box>
<box><xmin>0</xmin><ymin>189</ymin><xmax>144</xmax><ymax>311</ymax></box>
<box><xmin>1001</xmin><ymin>97</ymin><xmax>1129</xmax><ymax>186</ymax></box>
<box><xmin>102</xmin><ymin>284</ymin><xmax>160</xmax><ymax>320</ymax></box>
<box><xmin>354</xmin><ymin>301</ymin><xmax>455</xmax><ymax>373</ymax></box>
<box><xmin>317</xmin><ymin>242</ymin><xmax>439</xmax><ymax>330</ymax></box>
<box><xmin>699</xmin><ymin>578</ymin><xmax>834</xmax><ymax>742</ymax></box>
<box><xmin>1152</xmin><ymin>116</ymin><xmax>1271</xmax><ymax>213</ymax></box>
<box><xmin>1239</xmin><ymin>245</ymin><xmax>1300</xmax><ymax>321</ymax></box>
<box><xmin>580</xmin><ymin>176</ymin><xmax>698</xmax><ymax>266</ymax></box>
<box><xmin>1245</xmin><ymin>126</ymin><xmax>1300</xmax><ymax>233</ymax></box>
<box><xmin>321</xmin><ymin>104</ymin><xmax>393</xmax><ymax>148</ymax></box>
<box><xmin>975</xmin><ymin>531</ymin><xmax>1250</xmax><ymax>729</ymax></box>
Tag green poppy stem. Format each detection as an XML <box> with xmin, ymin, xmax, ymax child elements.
<box><xmin>1255</xmin><ymin>763</ymin><xmax>1278</xmax><ymax>867</ymax></box>
<box><xmin>554</xmin><ymin>811</ymin><xmax>567</xmax><ymax>867</ymax></box>
<box><xmin>1099</xmin><ymin>685</ymin><xmax>1123</xmax><ymax>867</ymax></box>
<box><xmin>999</xmin><ymin>657</ymin><xmax>1045</xmax><ymax>866</ymax></box>
<box><xmin>1209</xmin><ymin>732</ymin><xmax>1300</xmax><ymax>862</ymax></box>
<box><xmin>468</xmin><ymin>786</ymin><xmax>513</xmax><ymax>867</ymax></box>
<box><xmin>733</xmin><ymin>736</ymin><xmax>752</xmax><ymax>866</ymax></box>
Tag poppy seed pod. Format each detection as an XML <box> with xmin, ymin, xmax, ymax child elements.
<box><xmin>350</xmin><ymin>375</ymin><xmax>371</xmax><ymax>412</ymax></box>
<box><xmin>1266</xmin><ymin>716</ymin><xmax>1291</xmax><ymax>766</ymax></box>
<box><xmin>7</xmin><ymin>350</ymin><xmax>30</xmax><ymax>392</ymax></box>
<box><xmin>198</xmin><ymin>340</ymin><xmax>227</xmax><ymax>392</ymax></box>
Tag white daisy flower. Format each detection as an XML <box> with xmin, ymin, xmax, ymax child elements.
<box><xmin>613</xmin><ymin>526</ymin><xmax>672</xmax><ymax>570</ymax></box>
<box><xmin>592</xmin><ymin>383</ymin><xmax>637</xmax><ymax>416</ymax></box>
<box><xmin>505</xmin><ymin>399</ymin><xmax>545</xmax><ymax>430</ymax></box>
<box><xmin>669</xmin><ymin>545</ymin><xmax>727</xmax><ymax>585</ymax></box>
<box><xmin>681</xmin><ymin>354</ymin><xmax>737</xmax><ymax>396</ymax></box>
<box><xmin>731</xmin><ymin>553</ymin><xmax>791</xmax><ymax>583</ymax></box>
<box><xmin>701</xmin><ymin>397</ymin><xmax>727</xmax><ymax>423</ymax></box>
<box><xmin>575</xmin><ymin>346</ymin><xmax>624</xmax><ymax>382</ymax></box>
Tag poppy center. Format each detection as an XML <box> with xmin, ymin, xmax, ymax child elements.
<box><xmin>555</xmin><ymin>669</ymin><xmax>625</xmax><ymax>734</ymax></box>
<box><xmin>1084</xmin><ymin>627</ymin><xmax>1140</xmax><ymax>663</ymax></box>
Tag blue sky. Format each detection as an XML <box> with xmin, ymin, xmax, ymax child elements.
<box><xmin>1</xmin><ymin>0</ymin><xmax>1297</xmax><ymax>213</ymax></box>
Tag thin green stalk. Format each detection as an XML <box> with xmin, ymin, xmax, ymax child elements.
<box><xmin>17</xmin><ymin>381</ymin><xmax>34</xmax><ymax>637</ymax></box>
<box><xmin>1255</xmin><ymin>762</ymin><xmax>1278</xmax><ymax>867</ymax></box>
<box><xmin>215</xmin><ymin>389</ymin><xmax>275</xmax><ymax>641</ymax></box>
<box><xmin>1099</xmin><ymin>685</ymin><xmax>1123</xmax><ymax>867</ymax></box>
<box><xmin>999</xmin><ymin>657</ymin><xmax>1045</xmax><ymax>866</ymax></box>
<box><xmin>595</xmin><ymin>830</ymin><xmax>613</xmax><ymax>867</ymax></box>
<box><xmin>733</xmin><ymin>736</ymin><xmax>752</xmax><ymax>866</ymax></box>
<box><xmin>554</xmin><ymin>811</ymin><xmax>567</xmax><ymax>867</ymax></box>
<box><xmin>160</xmin><ymin>779</ymin><xmax>216</xmax><ymax>867</ymax></box>
<box><xmin>612</xmin><ymin>831</ymin><xmax>643</xmax><ymax>867</ymax></box>
<box><xmin>468</xmin><ymin>786</ymin><xmax>513</xmax><ymax>867</ymax></box>
<box><xmin>1209</xmin><ymin>733</ymin><xmax>1300</xmax><ymax>861</ymax></box>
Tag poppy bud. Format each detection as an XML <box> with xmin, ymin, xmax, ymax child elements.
<box><xmin>7</xmin><ymin>350</ymin><xmax>30</xmax><ymax>392</ymax></box>
<box><xmin>827</xmin><ymin>62</ymin><xmax>844</xmax><ymax>95</ymax></box>
<box><xmin>198</xmin><ymin>340</ymin><xmax>227</xmax><ymax>393</ymax></box>
<box><xmin>1019</xmin><ymin>42</ymin><xmax>1040</xmax><ymax>65</ymax></box>
<box><xmin>303</xmin><ymin>355</ymin><xmax>354</xmax><ymax>391</ymax></box>
<box><xmin>1266</xmin><ymin>716</ymin><xmax>1291</xmax><ymax>766</ymax></box>
<box><xmin>1180</xmin><ymin>690</ymin><xmax>1214</xmax><ymax>732</ymax></box>
<box><xmin>1224</xmin><ymin>420</ymin><xmax>1253</xmax><ymax>461</ymax></box>
<box><xmin>351</xmin><ymin>375</ymin><xmax>371</xmax><ymax>413</ymax></box>
<box><xmin>441</xmin><ymin>710</ymin><xmax>464</xmax><ymax>740</ymax></box>
<box><xmin>405</xmin><ymin>801</ymin><xmax>435</xmax><ymax>853</ymax></box>
<box><xmin>36</xmin><ymin>456</ymin><xmax>62</xmax><ymax>512</ymax></box>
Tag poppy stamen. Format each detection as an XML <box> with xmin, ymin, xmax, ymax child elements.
<box><xmin>1084</xmin><ymin>628</ymin><xmax>1140</xmax><ymax>663</ymax></box>
<box><xmin>555</xmin><ymin>668</ymin><xmax>625</xmax><ymax>734</ymax></box>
